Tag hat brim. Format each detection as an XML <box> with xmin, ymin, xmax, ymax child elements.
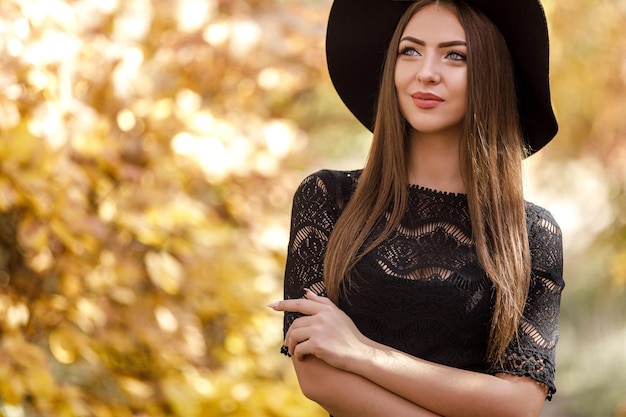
<box><xmin>326</xmin><ymin>0</ymin><xmax>558</xmax><ymax>154</ymax></box>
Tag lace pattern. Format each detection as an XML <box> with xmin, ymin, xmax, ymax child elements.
<box><xmin>282</xmin><ymin>169</ymin><xmax>564</xmax><ymax>399</ymax></box>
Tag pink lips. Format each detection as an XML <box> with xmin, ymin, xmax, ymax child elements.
<box><xmin>411</xmin><ymin>92</ymin><xmax>444</xmax><ymax>109</ymax></box>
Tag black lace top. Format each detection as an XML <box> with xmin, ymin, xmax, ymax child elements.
<box><xmin>282</xmin><ymin>169</ymin><xmax>564</xmax><ymax>399</ymax></box>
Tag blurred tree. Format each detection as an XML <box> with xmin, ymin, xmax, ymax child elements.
<box><xmin>529</xmin><ymin>1</ymin><xmax>626</xmax><ymax>416</ymax></box>
<box><xmin>0</xmin><ymin>0</ymin><xmax>356</xmax><ymax>415</ymax></box>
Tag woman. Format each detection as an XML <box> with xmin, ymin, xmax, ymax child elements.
<box><xmin>270</xmin><ymin>0</ymin><xmax>564</xmax><ymax>416</ymax></box>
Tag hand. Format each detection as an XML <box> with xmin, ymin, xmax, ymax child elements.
<box><xmin>269</xmin><ymin>289</ymin><xmax>373</xmax><ymax>371</ymax></box>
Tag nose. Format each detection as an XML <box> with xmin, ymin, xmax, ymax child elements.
<box><xmin>417</xmin><ymin>56</ymin><xmax>441</xmax><ymax>84</ymax></box>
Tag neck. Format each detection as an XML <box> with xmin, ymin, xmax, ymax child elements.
<box><xmin>407</xmin><ymin>130</ymin><xmax>466</xmax><ymax>194</ymax></box>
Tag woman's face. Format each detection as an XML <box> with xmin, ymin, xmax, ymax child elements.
<box><xmin>394</xmin><ymin>4</ymin><xmax>468</xmax><ymax>139</ymax></box>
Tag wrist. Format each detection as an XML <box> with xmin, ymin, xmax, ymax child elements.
<box><xmin>345</xmin><ymin>338</ymin><xmax>383</xmax><ymax>375</ymax></box>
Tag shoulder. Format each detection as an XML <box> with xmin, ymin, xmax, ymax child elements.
<box><xmin>525</xmin><ymin>201</ymin><xmax>564</xmax><ymax>283</ymax></box>
<box><xmin>524</xmin><ymin>201</ymin><xmax>562</xmax><ymax>241</ymax></box>
<box><xmin>299</xmin><ymin>169</ymin><xmax>361</xmax><ymax>190</ymax></box>
<box><xmin>294</xmin><ymin>169</ymin><xmax>361</xmax><ymax>209</ymax></box>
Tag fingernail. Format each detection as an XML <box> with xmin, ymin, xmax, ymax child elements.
<box><xmin>267</xmin><ymin>302</ymin><xmax>280</xmax><ymax>309</ymax></box>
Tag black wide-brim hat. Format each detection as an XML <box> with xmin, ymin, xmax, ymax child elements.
<box><xmin>326</xmin><ymin>0</ymin><xmax>558</xmax><ymax>154</ymax></box>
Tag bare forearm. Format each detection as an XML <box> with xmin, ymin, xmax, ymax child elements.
<box><xmin>293</xmin><ymin>356</ymin><xmax>442</xmax><ymax>417</ymax></box>
<box><xmin>348</xmin><ymin>342</ymin><xmax>546</xmax><ymax>417</ymax></box>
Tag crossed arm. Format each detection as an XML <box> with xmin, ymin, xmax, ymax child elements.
<box><xmin>270</xmin><ymin>290</ymin><xmax>547</xmax><ymax>417</ymax></box>
<box><xmin>293</xmin><ymin>356</ymin><xmax>442</xmax><ymax>417</ymax></box>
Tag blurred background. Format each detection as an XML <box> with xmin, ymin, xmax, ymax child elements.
<box><xmin>0</xmin><ymin>0</ymin><xmax>624</xmax><ymax>416</ymax></box>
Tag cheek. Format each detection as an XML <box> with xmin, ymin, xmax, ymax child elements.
<box><xmin>394</xmin><ymin>68</ymin><xmax>406</xmax><ymax>107</ymax></box>
<box><xmin>394</xmin><ymin>67</ymin><xmax>402</xmax><ymax>91</ymax></box>
<box><xmin>448</xmin><ymin>73</ymin><xmax>468</xmax><ymax>109</ymax></box>
<box><xmin>456</xmin><ymin>71</ymin><xmax>468</xmax><ymax>97</ymax></box>
<box><xmin>394</xmin><ymin>62</ymin><xmax>412</xmax><ymax>88</ymax></box>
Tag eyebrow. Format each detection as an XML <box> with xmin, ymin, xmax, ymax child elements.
<box><xmin>400</xmin><ymin>36</ymin><xmax>467</xmax><ymax>48</ymax></box>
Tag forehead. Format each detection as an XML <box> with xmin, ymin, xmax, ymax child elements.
<box><xmin>401</xmin><ymin>4</ymin><xmax>465</xmax><ymax>40</ymax></box>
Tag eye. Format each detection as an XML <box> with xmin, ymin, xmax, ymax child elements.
<box><xmin>399</xmin><ymin>46</ymin><xmax>420</xmax><ymax>57</ymax></box>
<box><xmin>446</xmin><ymin>50</ymin><xmax>467</xmax><ymax>61</ymax></box>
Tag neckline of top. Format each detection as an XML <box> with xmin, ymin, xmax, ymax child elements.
<box><xmin>408</xmin><ymin>183</ymin><xmax>468</xmax><ymax>198</ymax></box>
<box><xmin>343</xmin><ymin>169</ymin><xmax>467</xmax><ymax>198</ymax></box>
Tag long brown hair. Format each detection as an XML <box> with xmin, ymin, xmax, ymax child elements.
<box><xmin>323</xmin><ymin>0</ymin><xmax>530</xmax><ymax>364</ymax></box>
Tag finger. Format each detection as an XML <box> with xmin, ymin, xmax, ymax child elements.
<box><xmin>289</xmin><ymin>315</ymin><xmax>314</xmax><ymax>330</ymax></box>
<box><xmin>291</xmin><ymin>341</ymin><xmax>308</xmax><ymax>360</ymax></box>
<box><xmin>285</xmin><ymin>327</ymin><xmax>312</xmax><ymax>357</ymax></box>
<box><xmin>268</xmin><ymin>298</ymin><xmax>326</xmax><ymax>315</ymax></box>
<box><xmin>284</xmin><ymin>315</ymin><xmax>313</xmax><ymax>346</ymax></box>
<box><xmin>292</xmin><ymin>339</ymin><xmax>314</xmax><ymax>361</ymax></box>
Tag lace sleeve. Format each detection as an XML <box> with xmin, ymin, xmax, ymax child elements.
<box><xmin>493</xmin><ymin>204</ymin><xmax>564</xmax><ymax>400</ymax></box>
<box><xmin>281</xmin><ymin>171</ymin><xmax>350</xmax><ymax>354</ymax></box>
